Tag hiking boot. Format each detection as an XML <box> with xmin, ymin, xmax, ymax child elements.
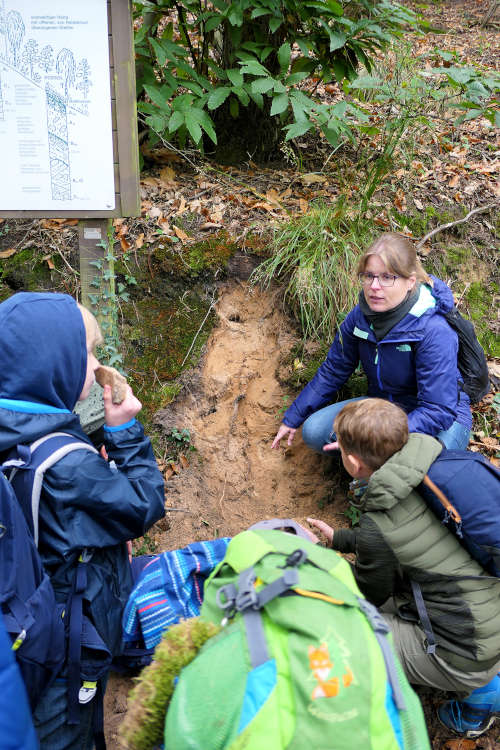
<box><xmin>438</xmin><ymin>674</ymin><xmax>500</xmax><ymax>738</ymax></box>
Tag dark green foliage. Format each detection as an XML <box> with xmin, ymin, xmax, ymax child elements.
<box><xmin>133</xmin><ymin>0</ymin><xmax>416</xmax><ymax>159</ymax></box>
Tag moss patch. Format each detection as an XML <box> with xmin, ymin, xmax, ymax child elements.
<box><xmin>0</xmin><ymin>247</ymin><xmax>59</xmax><ymax>301</ymax></box>
<box><xmin>121</xmin><ymin>291</ymin><xmax>216</xmax><ymax>428</ymax></box>
<box><xmin>464</xmin><ymin>281</ymin><xmax>500</xmax><ymax>357</ymax></box>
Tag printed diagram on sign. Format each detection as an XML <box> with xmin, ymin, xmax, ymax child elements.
<box><xmin>0</xmin><ymin>0</ymin><xmax>114</xmax><ymax>212</ymax></box>
<box><xmin>0</xmin><ymin>3</ymin><xmax>92</xmax><ymax>201</ymax></box>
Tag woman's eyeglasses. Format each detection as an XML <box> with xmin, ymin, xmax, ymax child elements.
<box><xmin>358</xmin><ymin>272</ymin><xmax>399</xmax><ymax>287</ymax></box>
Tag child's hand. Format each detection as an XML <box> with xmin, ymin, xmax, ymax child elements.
<box><xmin>306</xmin><ymin>518</ymin><xmax>334</xmax><ymax>544</ymax></box>
<box><xmin>323</xmin><ymin>441</ymin><xmax>339</xmax><ymax>452</ymax></box>
<box><xmin>103</xmin><ymin>384</ymin><xmax>142</xmax><ymax>427</ymax></box>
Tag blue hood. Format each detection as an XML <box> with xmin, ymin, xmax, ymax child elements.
<box><xmin>0</xmin><ymin>292</ymin><xmax>86</xmax><ymax>412</ymax></box>
<box><xmin>429</xmin><ymin>275</ymin><xmax>455</xmax><ymax>314</ymax></box>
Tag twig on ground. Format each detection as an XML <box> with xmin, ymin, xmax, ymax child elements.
<box><xmin>164</xmin><ymin>507</ymin><xmax>191</xmax><ymax>512</ymax></box>
<box><xmin>416</xmin><ymin>204</ymin><xmax>497</xmax><ymax>250</ymax></box>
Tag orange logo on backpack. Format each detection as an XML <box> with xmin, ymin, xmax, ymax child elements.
<box><xmin>308</xmin><ymin>643</ymin><xmax>353</xmax><ymax>700</ymax></box>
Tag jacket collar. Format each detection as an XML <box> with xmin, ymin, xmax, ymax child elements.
<box><xmin>360</xmin><ymin>434</ymin><xmax>443</xmax><ymax>512</ymax></box>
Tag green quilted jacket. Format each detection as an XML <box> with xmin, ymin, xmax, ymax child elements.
<box><xmin>333</xmin><ymin>433</ymin><xmax>500</xmax><ymax>672</ymax></box>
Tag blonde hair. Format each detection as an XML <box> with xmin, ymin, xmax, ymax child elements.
<box><xmin>357</xmin><ymin>233</ymin><xmax>430</xmax><ymax>284</ymax></box>
<box><xmin>77</xmin><ymin>303</ymin><xmax>103</xmax><ymax>351</ymax></box>
<box><xmin>334</xmin><ymin>399</ymin><xmax>409</xmax><ymax>471</ymax></box>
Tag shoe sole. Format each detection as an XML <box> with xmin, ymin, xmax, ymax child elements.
<box><xmin>437</xmin><ymin>712</ymin><xmax>496</xmax><ymax>738</ymax></box>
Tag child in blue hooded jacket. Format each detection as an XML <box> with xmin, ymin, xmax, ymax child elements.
<box><xmin>272</xmin><ymin>233</ymin><xmax>472</xmax><ymax>453</ymax></box>
<box><xmin>0</xmin><ymin>292</ymin><xmax>165</xmax><ymax>749</ymax></box>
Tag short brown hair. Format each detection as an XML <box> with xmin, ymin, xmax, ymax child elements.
<box><xmin>334</xmin><ymin>399</ymin><xmax>409</xmax><ymax>470</ymax></box>
<box><xmin>357</xmin><ymin>233</ymin><xmax>430</xmax><ymax>285</ymax></box>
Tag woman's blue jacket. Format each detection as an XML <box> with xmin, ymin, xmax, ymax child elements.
<box><xmin>283</xmin><ymin>277</ymin><xmax>472</xmax><ymax>435</ymax></box>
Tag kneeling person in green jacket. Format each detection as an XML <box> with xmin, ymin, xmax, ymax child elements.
<box><xmin>307</xmin><ymin>398</ymin><xmax>500</xmax><ymax>739</ymax></box>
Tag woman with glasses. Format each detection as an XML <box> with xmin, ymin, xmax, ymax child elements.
<box><xmin>272</xmin><ymin>232</ymin><xmax>472</xmax><ymax>453</ymax></box>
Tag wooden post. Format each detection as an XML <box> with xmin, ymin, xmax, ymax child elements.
<box><xmin>78</xmin><ymin>218</ymin><xmax>115</xmax><ymax>337</ymax></box>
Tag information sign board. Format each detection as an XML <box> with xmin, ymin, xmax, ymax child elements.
<box><xmin>0</xmin><ymin>0</ymin><xmax>139</xmax><ymax>218</ymax></box>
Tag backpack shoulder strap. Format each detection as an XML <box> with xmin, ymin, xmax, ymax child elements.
<box><xmin>422</xmin><ymin>474</ymin><xmax>461</xmax><ymax>524</ymax></box>
<box><xmin>3</xmin><ymin>432</ymin><xmax>98</xmax><ymax>547</ymax></box>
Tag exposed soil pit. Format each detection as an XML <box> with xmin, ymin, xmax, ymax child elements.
<box><xmin>104</xmin><ymin>280</ymin><xmax>350</xmax><ymax>747</ymax></box>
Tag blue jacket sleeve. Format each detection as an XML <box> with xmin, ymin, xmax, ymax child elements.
<box><xmin>0</xmin><ymin>619</ymin><xmax>38</xmax><ymax>750</ymax></box>
<box><xmin>407</xmin><ymin>317</ymin><xmax>459</xmax><ymax>435</ymax></box>
<box><xmin>40</xmin><ymin>421</ymin><xmax>165</xmax><ymax>555</ymax></box>
<box><xmin>283</xmin><ymin>311</ymin><xmax>360</xmax><ymax>428</ymax></box>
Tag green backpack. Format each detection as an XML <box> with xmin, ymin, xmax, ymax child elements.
<box><xmin>164</xmin><ymin>528</ymin><xmax>430</xmax><ymax>750</ymax></box>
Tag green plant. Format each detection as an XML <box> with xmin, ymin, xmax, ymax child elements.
<box><xmin>427</xmin><ymin>51</ymin><xmax>500</xmax><ymax>127</ymax></box>
<box><xmin>163</xmin><ymin>427</ymin><xmax>195</xmax><ymax>462</ymax></box>
<box><xmin>87</xmin><ymin>227</ymin><xmax>141</xmax><ymax>369</ymax></box>
<box><xmin>133</xmin><ymin>532</ymin><xmax>158</xmax><ymax>556</ymax></box>
<box><xmin>275</xmin><ymin>395</ymin><xmax>290</xmax><ymax>420</ymax></box>
<box><xmin>133</xmin><ymin>0</ymin><xmax>417</xmax><ymax>160</ymax></box>
<box><xmin>168</xmin><ymin>427</ymin><xmax>193</xmax><ymax>449</ymax></box>
<box><xmin>251</xmin><ymin>201</ymin><xmax>372</xmax><ymax>341</ymax></box>
<box><xmin>344</xmin><ymin>503</ymin><xmax>361</xmax><ymax>526</ymax></box>
<box><xmin>345</xmin><ymin>42</ymin><xmax>499</xmax><ymax>206</ymax></box>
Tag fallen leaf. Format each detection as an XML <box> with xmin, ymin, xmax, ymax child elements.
<box><xmin>142</xmin><ymin>176</ymin><xmax>160</xmax><ymax>188</ymax></box>
<box><xmin>448</xmin><ymin>173</ymin><xmax>460</xmax><ymax>188</ymax></box>
<box><xmin>200</xmin><ymin>222</ymin><xmax>222</xmax><ymax>230</ymax></box>
<box><xmin>299</xmin><ymin>198</ymin><xmax>309</xmax><ymax>213</ymax></box>
<box><xmin>159</xmin><ymin>166</ymin><xmax>176</xmax><ymax>183</ymax></box>
<box><xmin>301</xmin><ymin>173</ymin><xmax>328</xmax><ymax>185</ymax></box>
<box><xmin>0</xmin><ymin>247</ymin><xmax>17</xmax><ymax>258</ymax></box>
<box><xmin>40</xmin><ymin>218</ymin><xmax>78</xmax><ymax>228</ymax></box>
<box><xmin>414</xmin><ymin>198</ymin><xmax>424</xmax><ymax>211</ymax></box>
<box><xmin>393</xmin><ymin>188</ymin><xmax>407</xmax><ymax>212</ymax></box>
<box><xmin>179</xmin><ymin>453</ymin><xmax>189</xmax><ymax>470</ymax></box>
<box><xmin>173</xmin><ymin>225</ymin><xmax>191</xmax><ymax>242</ymax></box>
<box><xmin>265</xmin><ymin>188</ymin><xmax>282</xmax><ymax>207</ymax></box>
<box><xmin>148</xmin><ymin>206</ymin><xmax>162</xmax><ymax>219</ymax></box>
<box><xmin>252</xmin><ymin>201</ymin><xmax>277</xmax><ymax>212</ymax></box>
<box><xmin>157</xmin><ymin>216</ymin><xmax>171</xmax><ymax>233</ymax></box>
<box><xmin>120</xmin><ymin>237</ymin><xmax>131</xmax><ymax>252</ymax></box>
<box><xmin>42</xmin><ymin>254</ymin><xmax>55</xmax><ymax>270</ymax></box>
<box><xmin>135</xmin><ymin>233</ymin><xmax>145</xmax><ymax>249</ymax></box>
<box><xmin>374</xmin><ymin>213</ymin><xmax>391</xmax><ymax>228</ymax></box>
<box><xmin>164</xmin><ymin>467</ymin><xmax>174</xmax><ymax>480</ymax></box>
<box><xmin>442</xmin><ymin>739</ymin><xmax>476</xmax><ymax>750</ymax></box>
<box><xmin>463</xmin><ymin>181</ymin><xmax>480</xmax><ymax>195</ymax></box>
<box><xmin>479</xmin><ymin>436</ymin><xmax>499</xmax><ymax>450</ymax></box>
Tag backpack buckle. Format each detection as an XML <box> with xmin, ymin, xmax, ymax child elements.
<box><xmin>235</xmin><ymin>567</ymin><xmax>260</xmax><ymax>612</ymax></box>
<box><xmin>279</xmin><ymin>549</ymin><xmax>308</xmax><ymax>568</ymax></box>
<box><xmin>216</xmin><ymin>584</ymin><xmax>237</xmax><ymax>621</ymax></box>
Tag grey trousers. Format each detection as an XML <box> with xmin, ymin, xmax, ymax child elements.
<box><xmin>382</xmin><ymin>612</ymin><xmax>500</xmax><ymax>699</ymax></box>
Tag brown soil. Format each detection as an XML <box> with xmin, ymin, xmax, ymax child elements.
<box><xmin>104</xmin><ymin>280</ymin><xmax>349</xmax><ymax>747</ymax></box>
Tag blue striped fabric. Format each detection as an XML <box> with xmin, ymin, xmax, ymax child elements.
<box><xmin>122</xmin><ymin>538</ymin><xmax>230</xmax><ymax>650</ymax></box>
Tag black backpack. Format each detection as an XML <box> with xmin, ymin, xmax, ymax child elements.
<box><xmin>444</xmin><ymin>307</ymin><xmax>490</xmax><ymax>404</ymax></box>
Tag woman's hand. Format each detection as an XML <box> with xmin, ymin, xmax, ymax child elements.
<box><xmin>103</xmin><ymin>384</ymin><xmax>142</xmax><ymax>427</ymax></box>
<box><xmin>271</xmin><ymin>423</ymin><xmax>297</xmax><ymax>450</ymax></box>
<box><xmin>306</xmin><ymin>517</ymin><xmax>334</xmax><ymax>544</ymax></box>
